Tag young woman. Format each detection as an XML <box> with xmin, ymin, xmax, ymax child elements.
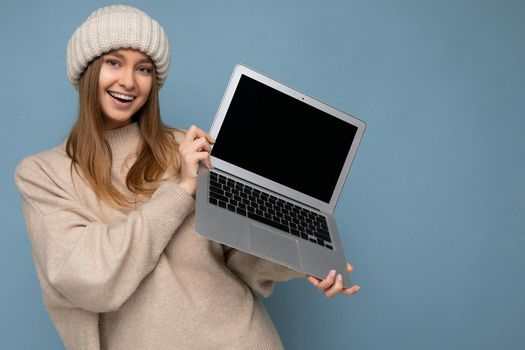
<box><xmin>15</xmin><ymin>5</ymin><xmax>359</xmax><ymax>350</ymax></box>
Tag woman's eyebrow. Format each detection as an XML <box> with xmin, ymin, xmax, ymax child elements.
<box><xmin>105</xmin><ymin>50</ymin><xmax>123</xmax><ymax>59</ymax></box>
<box><xmin>104</xmin><ymin>50</ymin><xmax>152</xmax><ymax>64</ymax></box>
<box><xmin>137</xmin><ymin>58</ymin><xmax>153</xmax><ymax>65</ymax></box>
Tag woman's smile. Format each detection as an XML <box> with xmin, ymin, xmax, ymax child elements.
<box><xmin>108</xmin><ymin>91</ymin><xmax>136</xmax><ymax>102</ymax></box>
<box><xmin>107</xmin><ymin>91</ymin><xmax>137</xmax><ymax>109</ymax></box>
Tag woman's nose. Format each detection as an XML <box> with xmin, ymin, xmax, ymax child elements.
<box><xmin>118</xmin><ymin>68</ymin><xmax>135</xmax><ymax>90</ymax></box>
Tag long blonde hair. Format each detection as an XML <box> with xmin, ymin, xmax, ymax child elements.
<box><xmin>66</xmin><ymin>56</ymin><xmax>180</xmax><ymax>209</ymax></box>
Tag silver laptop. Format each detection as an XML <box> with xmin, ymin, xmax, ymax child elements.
<box><xmin>195</xmin><ymin>64</ymin><xmax>365</xmax><ymax>288</ymax></box>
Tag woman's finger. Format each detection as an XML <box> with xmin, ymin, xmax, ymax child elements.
<box><xmin>184</xmin><ymin>125</ymin><xmax>215</xmax><ymax>144</ymax></box>
<box><xmin>306</xmin><ymin>275</ymin><xmax>320</xmax><ymax>287</ymax></box>
<box><xmin>340</xmin><ymin>285</ymin><xmax>361</xmax><ymax>296</ymax></box>
<box><xmin>316</xmin><ymin>270</ymin><xmax>336</xmax><ymax>292</ymax></box>
<box><xmin>188</xmin><ymin>151</ymin><xmax>212</xmax><ymax>165</ymax></box>
<box><xmin>324</xmin><ymin>273</ymin><xmax>344</xmax><ymax>298</ymax></box>
<box><xmin>347</xmin><ymin>262</ymin><xmax>353</xmax><ymax>272</ymax></box>
<box><xmin>179</xmin><ymin>140</ymin><xmax>211</xmax><ymax>163</ymax></box>
<box><xmin>179</xmin><ymin>151</ymin><xmax>212</xmax><ymax>177</ymax></box>
<box><xmin>190</xmin><ymin>134</ymin><xmax>214</xmax><ymax>149</ymax></box>
<box><xmin>182</xmin><ymin>137</ymin><xmax>211</xmax><ymax>153</ymax></box>
<box><xmin>183</xmin><ymin>125</ymin><xmax>203</xmax><ymax>142</ymax></box>
<box><xmin>189</xmin><ymin>140</ymin><xmax>212</xmax><ymax>169</ymax></box>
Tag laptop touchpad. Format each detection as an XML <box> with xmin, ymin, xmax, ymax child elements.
<box><xmin>249</xmin><ymin>223</ymin><xmax>301</xmax><ymax>269</ymax></box>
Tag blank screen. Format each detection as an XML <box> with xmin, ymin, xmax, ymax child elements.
<box><xmin>211</xmin><ymin>74</ymin><xmax>358</xmax><ymax>203</ymax></box>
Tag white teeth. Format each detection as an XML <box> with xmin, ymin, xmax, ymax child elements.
<box><xmin>108</xmin><ymin>92</ymin><xmax>135</xmax><ymax>101</ymax></box>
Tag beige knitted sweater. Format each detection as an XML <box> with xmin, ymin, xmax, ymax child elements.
<box><xmin>15</xmin><ymin>122</ymin><xmax>304</xmax><ymax>350</ymax></box>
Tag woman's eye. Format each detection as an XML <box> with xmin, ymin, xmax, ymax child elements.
<box><xmin>106</xmin><ymin>60</ymin><xmax>119</xmax><ymax>67</ymax></box>
<box><xmin>137</xmin><ymin>66</ymin><xmax>152</xmax><ymax>74</ymax></box>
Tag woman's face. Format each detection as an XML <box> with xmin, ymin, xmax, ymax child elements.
<box><xmin>98</xmin><ymin>49</ymin><xmax>154</xmax><ymax>129</ymax></box>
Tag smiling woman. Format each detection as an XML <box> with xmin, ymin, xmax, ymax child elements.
<box><xmin>98</xmin><ymin>49</ymin><xmax>154</xmax><ymax>129</ymax></box>
<box><xmin>12</xmin><ymin>3</ymin><xmax>361</xmax><ymax>349</ymax></box>
<box><xmin>13</xmin><ymin>5</ymin><xmax>312</xmax><ymax>350</ymax></box>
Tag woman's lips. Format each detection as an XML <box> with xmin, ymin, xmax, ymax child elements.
<box><xmin>107</xmin><ymin>91</ymin><xmax>133</xmax><ymax>108</ymax></box>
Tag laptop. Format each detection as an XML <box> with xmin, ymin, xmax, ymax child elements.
<box><xmin>195</xmin><ymin>64</ymin><xmax>365</xmax><ymax>288</ymax></box>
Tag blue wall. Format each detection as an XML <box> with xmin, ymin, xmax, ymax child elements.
<box><xmin>1</xmin><ymin>0</ymin><xmax>524</xmax><ymax>349</ymax></box>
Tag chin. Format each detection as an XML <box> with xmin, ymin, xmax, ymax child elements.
<box><xmin>104</xmin><ymin>116</ymin><xmax>134</xmax><ymax>129</ymax></box>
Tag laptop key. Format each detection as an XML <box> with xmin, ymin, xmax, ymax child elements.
<box><xmin>210</xmin><ymin>191</ymin><xmax>228</xmax><ymax>203</ymax></box>
<box><xmin>315</xmin><ymin>232</ymin><xmax>332</xmax><ymax>243</ymax></box>
<box><xmin>210</xmin><ymin>185</ymin><xmax>224</xmax><ymax>196</ymax></box>
<box><xmin>318</xmin><ymin>227</ymin><xmax>329</xmax><ymax>236</ymax></box>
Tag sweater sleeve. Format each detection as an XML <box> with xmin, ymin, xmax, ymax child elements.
<box><xmin>15</xmin><ymin>157</ymin><xmax>195</xmax><ymax>313</ymax></box>
<box><xmin>223</xmin><ymin>245</ymin><xmax>306</xmax><ymax>298</ymax></box>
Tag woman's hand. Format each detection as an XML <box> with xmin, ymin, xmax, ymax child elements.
<box><xmin>178</xmin><ymin>125</ymin><xmax>215</xmax><ymax>195</ymax></box>
<box><xmin>306</xmin><ymin>263</ymin><xmax>361</xmax><ymax>298</ymax></box>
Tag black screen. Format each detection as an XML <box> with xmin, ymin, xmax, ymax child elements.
<box><xmin>211</xmin><ymin>74</ymin><xmax>358</xmax><ymax>203</ymax></box>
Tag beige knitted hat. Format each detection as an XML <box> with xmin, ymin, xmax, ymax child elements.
<box><xmin>67</xmin><ymin>5</ymin><xmax>170</xmax><ymax>89</ymax></box>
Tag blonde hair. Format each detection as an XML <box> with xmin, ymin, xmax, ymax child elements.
<box><xmin>66</xmin><ymin>56</ymin><xmax>180</xmax><ymax>209</ymax></box>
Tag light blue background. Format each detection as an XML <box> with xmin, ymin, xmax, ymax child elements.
<box><xmin>1</xmin><ymin>0</ymin><xmax>524</xmax><ymax>349</ymax></box>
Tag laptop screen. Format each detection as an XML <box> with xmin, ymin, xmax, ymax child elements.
<box><xmin>211</xmin><ymin>74</ymin><xmax>358</xmax><ymax>203</ymax></box>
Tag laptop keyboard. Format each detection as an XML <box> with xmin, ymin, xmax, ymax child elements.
<box><xmin>207</xmin><ymin>170</ymin><xmax>333</xmax><ymax>250</ymax></box>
